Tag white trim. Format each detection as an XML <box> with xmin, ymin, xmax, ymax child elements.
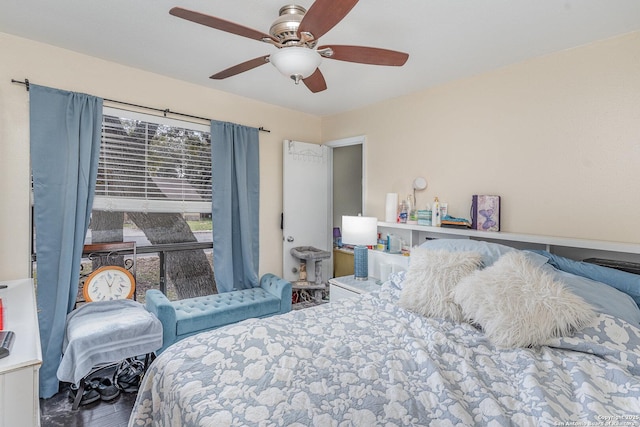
<box><xmin>377</xmin><ymin>221</ymin><xmax>640</xmax><ymax>254</ymax></box>
<box><xmin>325</xmin><ymin>135</ymin><xmax>365</xmax><ymax>148</ymax></box>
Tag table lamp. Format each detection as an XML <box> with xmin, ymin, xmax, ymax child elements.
<box><xmin>342</xmin><ymin>215</ymin><xmax>378</xmax><ymax>280</ymax></box>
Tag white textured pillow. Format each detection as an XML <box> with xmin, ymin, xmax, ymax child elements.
<box><xmin>399</xmin><ymin>249</ymin><xmax>482</xmax><ymax>322</ymax></box>
<box><xmin>453</xmin><ymin>251</ymin><xmax>596</xmax><ymax>348</ymax></box>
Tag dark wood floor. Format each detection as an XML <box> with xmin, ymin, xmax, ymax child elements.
<box><xmin>40</xmin><ymin>361</ymin><xmax>141</xmax><ymax>427</ymax></box>
<box><xmin>40</xmin><ymin>382</ymin><xmax>138</xmax><ymax>427</ymax></box>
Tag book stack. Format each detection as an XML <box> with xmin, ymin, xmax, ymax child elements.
<box><xmin>441</xmin><ymin>215</ymin><xmax>471</xmax><ymax>229</ymax></box>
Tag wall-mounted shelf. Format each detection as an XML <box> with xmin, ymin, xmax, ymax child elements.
<box><xmin>377</xmin><ymin>221</ymin><xmax>640</xmax><ymax>262</ymax></box>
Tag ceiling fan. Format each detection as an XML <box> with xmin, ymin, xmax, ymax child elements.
<box><xmin>169</xmin><ymin>0</ymin><xmax>409</xmax><ymax>93</ymax></box>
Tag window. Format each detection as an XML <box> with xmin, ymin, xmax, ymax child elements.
<box><xmin>86</xmin><ymin>108</ymin><xmax>215</xmax><ymax>301</ymax></box>
<box><xmin>95</xmin><ymin>107</ymin><xmax>211</xmax><ymax>213</ymax></box>
<box><xmin>32</xmin><ymin>107</ymin><xmax>217</xmax><ymax>303</ymax></box>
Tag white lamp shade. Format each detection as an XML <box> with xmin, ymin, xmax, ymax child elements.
<box><xmin>341</xmin><ymin>216</ymin><xmax>378</xmax><ymax>246</ymax></box>
<box><xmin>270</xmin><ymin>47</ymin><xmax>322</xmax><ymax>79</ymax></box>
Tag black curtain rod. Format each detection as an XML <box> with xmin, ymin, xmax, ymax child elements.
<box><xmin>11</xmin><ymin>78</ymin><xmax>271</xmax><ymax>133</ymax></box>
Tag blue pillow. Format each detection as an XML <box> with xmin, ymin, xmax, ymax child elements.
<box><xmin>532</xmin><ymin>250</ymin><xmax>640</xmax><ymax>309</ymax></box>
<box><xmin>540</xmin><ymin>264</ymin><xmax>640</xmax><ymax>326</ymax></box>
<box><xmin>419</xmin><ymin>239</ymin><xmax>548</xmax><ymax>268</ymax></box>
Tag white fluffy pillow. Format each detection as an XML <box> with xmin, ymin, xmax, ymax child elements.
<box><xmin>398</xmin><ymin>249</ymin><xmax>482</xmax><ymax>322</ymax></box>
<box><xmin>453</xmin><ymin>251</ymin><xmax>596</xmax><ymax>348</ymax></box>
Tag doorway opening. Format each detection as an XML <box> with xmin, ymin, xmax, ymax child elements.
<box><xmin>326</xmin><ymin>136</ymin><xmax>365</xmax><ymax>278</ymax></box>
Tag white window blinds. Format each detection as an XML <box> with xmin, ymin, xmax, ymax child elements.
<box><xmin>93</xmin><ymin>107</ymin><xmax>211</xmax><ymax>213</ymax></box>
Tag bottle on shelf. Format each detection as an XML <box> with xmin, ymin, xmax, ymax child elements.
<box><xmin>407</xmin><ymin>194</ymin><xmax>417</xmax><ymax>224</ymax></box>
<box><xmin>388</xmin><ymin>234</ymin><xmax>401</xmax><ymax>254</ymax></box>
<box><xmin>398</xmin><ymin>199</ymin><xmax>408</xmax><ymax>223</ymax></box>
<box><xmin>433</xmin><ymin>197</ymin><xmax>441</xmax><ymax>227</ymax></box>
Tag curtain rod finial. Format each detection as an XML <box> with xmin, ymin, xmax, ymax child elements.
<box><xmin>10</xmin><ymin>78</ymin><xmax>30</xmax><ymax>91</ymax></box>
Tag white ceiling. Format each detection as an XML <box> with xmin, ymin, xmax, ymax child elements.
<box><xmin>1</xmin><ymin>1</ymin><xmax>639</xmax><ymax>116</ymax></box>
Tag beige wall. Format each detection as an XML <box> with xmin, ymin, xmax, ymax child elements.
<box><xmin>322</xmin><ymin>31</ymin><xmax>640</xmax><ymax>245</ymax></box>
<box><xmin>2</xmin><ymin>29</ymin><xmax>639</xmax><ymax>281</ymax></box>
<box><xmin>0</xmin><ymin>32</ymin><xmax>321</xmax><ymax>280</ymax></box>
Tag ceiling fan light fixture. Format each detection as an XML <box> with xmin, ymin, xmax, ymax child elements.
<box><xmin>170</xmin><ymin>2</ymin><xmax>409</xmax><ymax>93</ymax></box>
<box><xmin>270</xmin><ymin>47</ymin><xmax>322</xmax><ymax>84</ymax></box>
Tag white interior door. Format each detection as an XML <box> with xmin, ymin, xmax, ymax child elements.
<box><xmin>282</xmin><ymin>140</ymin><xmax>331</xmax><ymax>283</ymax></box>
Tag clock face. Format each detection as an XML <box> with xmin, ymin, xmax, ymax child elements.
<box><xmin>83</xmin><ymin>266</ymin><xmax>136</xmax><ymax>302</ymax></box>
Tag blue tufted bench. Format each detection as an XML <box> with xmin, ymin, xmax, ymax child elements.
<box><xmin>145</xmin><ymin>273</ymin><xmax>292</xmax><ymax>353</ymax></box>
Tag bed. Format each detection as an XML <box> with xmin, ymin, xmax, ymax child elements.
<box><xmin>128</xmin><ymin>240</ymin><xmax>640</xmax><ymax>426</ymax></box>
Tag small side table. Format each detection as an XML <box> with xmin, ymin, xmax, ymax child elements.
<box><xmin>329</xmin><ymin>275</ymin><xmax>381</xmax><ymax>303</ymax></box>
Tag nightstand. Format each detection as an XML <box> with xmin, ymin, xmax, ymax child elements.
<box><xmin>329</xmin><ymin>275</ymin><xmax>381</xmax><ymax>302</ymax></box>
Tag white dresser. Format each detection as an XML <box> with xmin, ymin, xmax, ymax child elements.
<box><xmin>0</xmin><ymin>278</ymin><xmax>42</xmax><ymax>427</ymax></box>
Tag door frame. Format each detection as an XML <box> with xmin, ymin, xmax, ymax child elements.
<box><xmin>326</xmin><ymin>135</ymin><xmax>366</xmax><ymax>279</ymax></box>
<box><xmin>282</xmin><ymin>136</ymin><xmax>366</xmax><ymax>283</ymax></box>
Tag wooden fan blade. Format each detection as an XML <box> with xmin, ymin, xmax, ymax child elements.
<box><xmin>170</xmin><ymin>7</ymin><xmax>275</xmax><ymax>42</ymax></box>
<box><xmin>319</xmin><ymin>45</ymin><xmax>409</xmax><ymax>66</ymax></box>
<box><xmin>298</xmin><ymin>0</ymin><xmax>359</xmax><ymax>40</ymax></box>
<box><xmin>210</xmin><ymin>55</ymin><xmax>270</xmax><ymax>79</ymax></box>
<box><xmin>303</xmin><ymin>69</ymin><xmax>327</xmax><ymax>93</ymax></box>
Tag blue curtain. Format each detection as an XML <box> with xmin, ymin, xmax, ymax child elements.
<box><xmin>211</xmin><ymin>120</ymin><xmax>260</xmax><ymax>292</ymax></box>
<box><xmin>30</xmin><ymin>84</ymin><xmax>103</xmax><ymax>398</ymax></box>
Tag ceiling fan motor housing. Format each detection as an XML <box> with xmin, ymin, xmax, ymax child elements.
<box><xmin>270</xmin><ymin>5</ymin><xmax>311</xmax><ymax>46</ymax></box>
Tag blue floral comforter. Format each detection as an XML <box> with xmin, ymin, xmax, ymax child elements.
<box><xmin>129</xmin><ymin>279</ymin><xmax>640</xmax><ymax>426</ymax></box>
